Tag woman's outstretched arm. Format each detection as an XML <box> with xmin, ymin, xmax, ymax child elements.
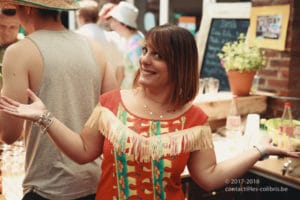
<box><xmin>188</xmin><ymin>144</ymin><xmax>300</xmax><ymax>191</ymax></box>
<box><xmin>0</xmin><ymin>88</ymin><xmax>104</xmax><ymax>164</ymax></box>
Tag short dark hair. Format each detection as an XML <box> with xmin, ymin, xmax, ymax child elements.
<box><xmin>78</xmin><ymin>6</ymin><xmax>99</xmax><ymax>23</ymax></box>
<box><xmin>37</xmin><ymin>8</ymin><xmax>59</xmax><ymax>20</ymax></box>
<box><xmin>17</xmin><ymin>5</ymin><xmax>59</xmax><ymax>20</ymax></box>
<box><xmin>133</xmin><ymin>24</ymin><xmax>199</xmax><ymax>108</ymax></box>
<box><xmin>78</xmin><ymin>0</ymin><xmax>100</xmax><ymax>23</ymax></box>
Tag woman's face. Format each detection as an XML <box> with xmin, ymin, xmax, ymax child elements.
<box><xmin>138</xmin><ymin>45</ymin><xmax>170</xmax><ymax>91</ymax></box>
<box><xmin>109</xmin><ymin>18</ymin><xmax>121</xmax><ymax>32</ymax></box>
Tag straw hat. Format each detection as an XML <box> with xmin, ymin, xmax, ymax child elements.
<box><xmin>80</xmin><ymin>0</ymin><xmax>98</xmax><ymax>7</ymax></box>
<box><xmin>109</xmin><ymin>1</ymin><xmax>138</xmax><ymax>29</ymax></box>
<box><xmin>0</xmin><ymin>0</ymin><xmax>15</xmax><ymax>9</ymax></box>
<box><xmin>0</xmin><ymin>0</ymin><xmax>79</xmax><ymax>11</ymax></box>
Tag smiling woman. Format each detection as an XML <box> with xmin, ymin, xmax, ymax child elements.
<box><xmin>0</xmin><ymin>24</ymin><xmax>299</xmax><ymax>200</ymax></box>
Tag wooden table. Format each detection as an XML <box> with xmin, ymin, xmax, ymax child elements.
<box><xmin>251</xmin><ymin>156</ymin><xmax>300</xmax><ymax>190</ymax></box>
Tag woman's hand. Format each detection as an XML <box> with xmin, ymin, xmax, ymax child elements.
<box><xmin>0</xmin><ymin>88</ymin><xmax>47</xmax><ymax>121</ymax></box>
<box><xmin>265</xmin><ymin>144</ymin><xmax>300</xmax><ymax>159</ymax></box>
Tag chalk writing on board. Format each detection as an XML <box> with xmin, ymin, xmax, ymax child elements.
<box><xmin>200</xmin><ymin>19</ymin><xmax>249</xmax><ymax>91</ymax></box>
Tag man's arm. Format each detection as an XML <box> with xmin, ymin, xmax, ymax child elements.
<box><xmin>0</xmin><ymin>39</ymin><xmax>42</xmax><ymax>143</ymax></box>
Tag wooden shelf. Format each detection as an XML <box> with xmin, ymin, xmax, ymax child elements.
<box><xmin>194</xmin><ymin>92</ymin><xmax>267</xmax><ymax>121</ymax></box>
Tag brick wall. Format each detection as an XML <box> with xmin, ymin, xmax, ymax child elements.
<box><xmin>252</xmin><ymin>0</ymin><xmax>300</xmax><ymax>119</ymax></box>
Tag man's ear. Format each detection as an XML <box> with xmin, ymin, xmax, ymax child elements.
<box><xmin>25</xmin><ymin>6</ymin><xmax>32</xmax><ymax>15</ymax></box>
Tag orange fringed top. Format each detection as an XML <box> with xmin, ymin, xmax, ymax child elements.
<box><xmin>85</xmin><ymin>90</ymin><xmax>213</xmax><ymax>200</ymax></box>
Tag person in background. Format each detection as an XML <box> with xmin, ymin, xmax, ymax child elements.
<box><xmin>0</xmin><ymin>6</ymin><xmax>22</xmax><ymax>192</ymax></box>
<box><xmin>1</xmin><ymin>24</ymin><xmax>299</xmax><ymax>200</ymax></box>
<box><xmin>107</xmin><ymin>1</ymin><xmax>144</xmax><ymax>89</ymax></box>
<box><xmin>0</xmin><ymin>8</ymin><xmax>20</xmax><ymax>62</ymax></box>
<box><xmin>97</xmin><ymin>2</ymin><xmax>115</xmax><ymax>31</ymax></box>
<box><xmin>97</xmin><ymin>2</ymin><xmax>124</xmax><ymax>87</ymax></box>
<box><xmin>76</xmin><ymin>0</ymin><xmax>109</xmax><ymax>48</ymax></box>
<box><xmin>0</xmin><ymin>0</ymin><xmax>118</xmax><ymax>199</ymax></box>
<box><xmin>0</xmin><ymin>7</ymin><xmax>22</xmax><ymax>88</ymax></box>
<box><xmin>76</xmin><ymin>0</ymin><xmax>122</xmax><ymax>87</ymax></box>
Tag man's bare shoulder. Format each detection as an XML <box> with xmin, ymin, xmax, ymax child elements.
<box><xmin>4</xmin><ymin>38</ymin><xmax>41</xmax><ymax>69</ymax></box>
<box><xmin>6</xmin><ymin>38</ymin><xmax>38</xmax><ymax>56</ymax></box>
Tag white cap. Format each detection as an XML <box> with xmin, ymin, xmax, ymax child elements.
<box><xmin>109</xmin><ymin>1</ymin><xmax>138</xmax><ymax>29</ymax></box>
<box><xmin>99</xmin><ymin>3</ymin><xmax>116</xmax><ymax>20</ymax></box>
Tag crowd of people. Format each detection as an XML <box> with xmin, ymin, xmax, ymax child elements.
<box><xmin>0</xmin><ymin>0</ymin><xmax>299</xmax><ymax>200</ymax></box>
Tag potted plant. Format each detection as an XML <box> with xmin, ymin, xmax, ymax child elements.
<box><xmin>217</xmin><ymin>33</ymin><xmax>266</xmax><ymax>96</ymax></box>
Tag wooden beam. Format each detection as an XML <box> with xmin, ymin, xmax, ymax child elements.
<box><xmin>195</xmin><ymin>94</ymin><xmax>267</xmax><ymax>121</ymax></box>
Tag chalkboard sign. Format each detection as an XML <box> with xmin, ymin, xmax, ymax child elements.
<box><xmin>200</xmin><ymin>19</ymin><xmax>249</xmax><ymax>91</ymax></box>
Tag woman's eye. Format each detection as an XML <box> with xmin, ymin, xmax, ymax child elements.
<box><xmin>153</xmin><ymin>53</ymin><xmax>161</xmax><ymax>60</ymax></box>
<box><xmin>142</xmin><ymin>47</ymin><xmax>147</xmax><ymax>54</ymax></box>
<box><xmin>142</xmin><ymin>47</ymin><xmax>162</xmax><ymax>60</ymax></box>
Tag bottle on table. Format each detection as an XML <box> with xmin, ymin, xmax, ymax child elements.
<box><xmin>278</xmin><ymin>101</ymin><xmax>294</xmax><ymax>151</ymax></box>
<box><xmin>225</xmin><ymin>95</ymin><xmax>242</xmax><ymax>134</ymax></box>
<box><xmin>251</xmin><ymin>74</ymin><xmax>260</xmax><ymax>94</ymax></box>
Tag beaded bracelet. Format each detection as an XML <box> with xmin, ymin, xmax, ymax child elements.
<box><xmin>34</xmin><ymin>110</ymin><xmax>54</xmax><ymax>134</ymax></box>
<box><xmin>253</xmin><ymin>145</ymin><xmax>269</xmax><ymax>161</ymax></box>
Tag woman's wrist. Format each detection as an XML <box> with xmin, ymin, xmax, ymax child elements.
<box><xmin>253</xmin><ymin>145</ymin><xmax>269</xmax><ymax>161</ymax></box>
<box><xmin>34</xmin><ymin>110</ymin><xmax>54</xmax><ymax>134</ymax></box>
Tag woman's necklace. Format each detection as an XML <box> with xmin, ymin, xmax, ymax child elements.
<box><xmin>138</xmin><ymin>87</ymin><xmax>175</xmax><ymax>119</ymax></box>
<box><xmin>143</xmin><ymin>104</ymin><xmax>164</xmax><ymax>119</ymax></box>
<box><xmin>143</xmin><ymin>104</ymin><xmax>176</xmax><ymax>119</ymax></box>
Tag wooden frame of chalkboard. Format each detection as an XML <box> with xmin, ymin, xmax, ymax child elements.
<box><xmin>196</xmin><ymin>1</ymin><xmax>251</xmax><ymax>91</ymax></box>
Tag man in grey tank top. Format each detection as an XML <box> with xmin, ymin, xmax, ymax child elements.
<box><xmin>0</xmin><ymin>0</ymin><xmax>118</xmax><ymax>199</ymax></box>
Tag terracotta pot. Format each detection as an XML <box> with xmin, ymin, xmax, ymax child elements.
<box><xmin>227</xmin><ymin>70</ymin><xmax>256</xmax><ymax>96</ymax></box>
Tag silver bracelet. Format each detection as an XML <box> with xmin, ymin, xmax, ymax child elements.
<box><xmin>253</xmin><ymin>145</ymin><xmax>269</xmax><ymax>161</ymax></box>
<box><xmin>34</xmin><ymin>110</ymin><xmax>54</xmax><ymax>134</ymax></box>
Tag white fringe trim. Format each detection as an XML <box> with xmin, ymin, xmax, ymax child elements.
<box><xmin>85</xmin><ymin>104</ymin><xmax>213</xmax><ymax>162</ymax></box>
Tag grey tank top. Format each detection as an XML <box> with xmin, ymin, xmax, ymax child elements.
<box><xmin>23</xmin><ymin>30</ymin><xmax>101</xmax><ymax>199</ymax></box>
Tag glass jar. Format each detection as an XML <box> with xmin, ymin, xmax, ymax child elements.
<box><xmin>1</xmin><ymin>140</ymin><xmax>25</xmax><ymax>200</ymax></box>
